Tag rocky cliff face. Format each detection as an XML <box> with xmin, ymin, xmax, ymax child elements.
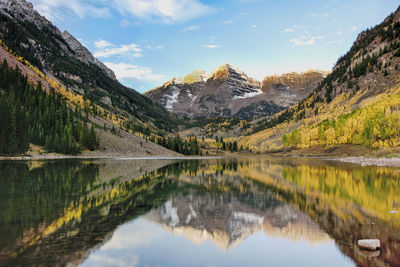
<box><xmin>0</xmin><ymin>0</ymin><xmax>180</xmax><ymax>131</ymax></box>
<box><xmin>261</xmin><ymin>70</ymin><xmax>329</xmax><ymax>107</ymax></box>
<box><xmin>61</xmin><ymin>31</ymin><xmax>117</xmax><ymax>80</ymax></box>
<box><xmin>0</xmin><ymin>0</ymin><xmax>52</xmax><ymax>29</ymax></box>
<box><xmin>145</xmin><ymin>64</ymin><xmax>327</xmax><ymax>120</ymax></box>
<box><xmin>0</xmin><ymin>0</ymin><xmax>116</xmax><ymax>80</ymax></box>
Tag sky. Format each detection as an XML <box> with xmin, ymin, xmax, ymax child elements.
<box><xmin>30</xmin><ymin>0</ymin><xmax>399</xmax><ymax>93</ymax></box>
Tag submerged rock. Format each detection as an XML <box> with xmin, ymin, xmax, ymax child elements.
<box><xmin>358</xmin><ymin>239</ymin><xmax>381</xmax><ymax>250</ymax></box>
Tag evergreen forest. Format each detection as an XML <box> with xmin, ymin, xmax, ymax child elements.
<box><xmin>0</xmin><ymin>60</ymin><xmax>99</xmax><ymax>155</ymax></box>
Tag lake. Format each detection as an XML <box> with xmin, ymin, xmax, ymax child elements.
<box><xmin>0</xmin><ymin>157</ymin><xmax>399</xmax><ymax>266</ymax></box>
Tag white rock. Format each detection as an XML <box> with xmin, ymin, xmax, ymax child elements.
<box><xmin>358</xmin><ymin>239</ymin><xmax>381</xmax><ymax>250</ymax></box>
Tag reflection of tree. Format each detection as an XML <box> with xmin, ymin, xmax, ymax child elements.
<box><xmin>239</xmin><ymin>158</ymin><xmax>400</xmax><ymax>267</ymax></box>
<box><xmin>2</xmin><ymin>158</ymin><xmax>400</xmax><ymax>267</ymax></box>
<box><xmin>0</xmin><ymin>160</ymin><xmax>180</xmax><ymax>266</ymax></box>
<box><xmin>0</xmin><ymin>160</ymin><xmax>99</xmax><ymax>255</ymax></box>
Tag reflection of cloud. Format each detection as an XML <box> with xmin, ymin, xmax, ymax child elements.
<box><xmin>101</xmin><ymin>223</ymin><xmax>160</xmax><ymax>250</ymax></box>
<box><xmin>87</xmin><ymin>254</ymin><xmax>139</xmax><ymax>267</ymax></box>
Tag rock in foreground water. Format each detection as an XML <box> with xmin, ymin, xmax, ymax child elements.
<box><xmin>358</xmin><ymin>239</ymin><xmax>381</xmax><ymax>250</ymax></box>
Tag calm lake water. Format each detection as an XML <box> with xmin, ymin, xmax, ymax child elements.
<box><xmin>1</xmin><ymin>157</ymin><xmax>400</xmax><ymax>266</ymax></box>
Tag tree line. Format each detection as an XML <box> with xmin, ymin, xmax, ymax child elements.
<box><xmin>215</xmin><ymin>136</ymin><xmax>239</xmax><ymax>152</ymax></box>
<box><xmin>155</xmin><ymin>135</ymin><xmax>201</xmax><ymax>155</ymax></box>
<box><xmin>0</xmin><ymin>60</ymin><xmax>98</xmax><ymax>155</ymax></box>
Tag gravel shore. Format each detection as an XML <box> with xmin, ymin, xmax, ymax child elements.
<box><xmin>335</xmin><ymin>156</ymin><xmax>400</xmax><ymax>167</ymax></box>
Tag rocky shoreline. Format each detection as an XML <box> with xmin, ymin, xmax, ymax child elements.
<box><xmin>334</xmin><ymin>156</ymin><xmax>400</xmax><ymax>167</ymax></box>
<box><xmin>0</xmin><ymin>154</ymin><xmax>223</xmax><ymax>161</ymax></box>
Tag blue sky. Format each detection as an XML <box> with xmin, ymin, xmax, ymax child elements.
<box><xmin>30</xmin><ymin>0</ymin><xmax>399</xmax><ymax>93</ymax></box>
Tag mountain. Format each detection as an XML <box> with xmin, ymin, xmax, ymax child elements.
<box><xmin>0</xmin><ymin>0</ymin><xmax>183</xmax><ymax>156</ymax></box>
<box><xmin>241</xmin><ymin>5</ymin><xmax>400</xmax><ymax>153</ymax></box>
<box><xmin>145</xmin><ymin>64</ymin><xmax>327</xmax><ymax>120</ymax></box>
<box><xmin>0</xmin><ymin>0</ymin><xmax>179</xmax><ymax>132</ymax></box>
<box><xmin>261</xmin><ymin>70</ymin><xmax>330</xmax><ymax>107</ymax></box>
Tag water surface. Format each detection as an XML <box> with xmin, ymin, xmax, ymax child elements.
<box><xmin>1</xmin><ymin>157</ymin><xmax>400</xmax><ymax>266</ymax></box>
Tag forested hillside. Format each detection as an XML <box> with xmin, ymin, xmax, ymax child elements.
<box><xmin>0</xmin><ymin>0</ymin><xmax>195</xmax><ymax>157</ymax></box>
<box><xmin>240</xmin><ymin>5</ymin><xmax>400</xmax><ymax>153</ymax></box>
<box><xmin>0</xmin><ymin>1</ymin><xmax>181</xmax><ymax>132</ymax></box>
<box><xmin>0</xmin><ymin>60</ymin><xmax>98</xmax><ymax>155</ymax></box>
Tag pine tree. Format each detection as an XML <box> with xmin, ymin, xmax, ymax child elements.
<box><xmin>8</xmin><ymin>106</ymin><xmax>18</xmax><ymax>154</ymax></box>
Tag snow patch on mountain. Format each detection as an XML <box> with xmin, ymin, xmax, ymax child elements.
<box><xmin>165</xmin><ymin>87</ymin><xmax>180</xmax><ymax>112</ymax></box>
<box><xmin>233</xmin><ymin>88</ymin><xmax>264</xmax><ymax>99</ymax></box>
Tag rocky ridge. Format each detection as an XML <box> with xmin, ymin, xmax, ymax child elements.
<box><xmin>0</xmin><ymin>0</ymin><xmax>181</xmax><ymax>132</ymax></box>
<box><xmin>145</xmin><ymin>64</ymin><xmax>327</xmax><ymax>120</ymax></box>
<box><xmin>0</xmin><ymin>0</ymin><xmax>116</xmax><ymax>80</ymax></box>
<box><xmin>61</xmin><ymin>31</ymin><xmax>117</xmax><ymax>80</ymax></box>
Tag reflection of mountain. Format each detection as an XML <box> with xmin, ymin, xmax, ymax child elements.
<box><xmin>1</xmin><ymin>158</ymin><xmax>400</xmax><ymax>266</ymax></box>
<box><xmin>144</xmin><ymin>193</ymin><xmax>330</xmax><ymax>250</ymax></box>
<box><xmin>0</xmin><ymin>159</ymin><xmax>178</xmax><ymax>266</ymax></box>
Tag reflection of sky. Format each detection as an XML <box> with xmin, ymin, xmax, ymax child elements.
<box><xmin>81</xmin><ymin>217</ymin><xmax>354</xmax><ymax>267</ymax></box>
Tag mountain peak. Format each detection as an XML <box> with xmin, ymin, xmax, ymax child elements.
<box><xmin>183</xmin><ymin>68</ymin><xmax>208</xmax><ymax>84</ymax></box>
<box><xmin>0</xmin><ymin>0</ymin><xmax>53</xmax><ymax>30</ymax></box>
<box><xmin>393</xmin><ymin>5</ymin><xmax>400</xmax><ymax>23</ymax></box>
<box><xmin>61</xmin><ymin>30</ymin><xmax>117</xmax><ymax>80</ymax></box>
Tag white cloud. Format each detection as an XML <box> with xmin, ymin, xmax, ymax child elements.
<box><xmin>336</xmin><ymin>30</ymin><xmax>343</xmax><ymax>35</ymax></box>
<box><xmin>182</xmin><ymin>25</ymin><xmax>200</xmax><ymax>32</ymax></box>
<box><xmin>289</xmin><ymin>35</ymin><xmax>325</xmax><ymax>46</ymax></box>
<box><xmin>283</xmin><ymin>25</ymin><xmax>305</xmax><ymax>33</ymax></box>
<box><xmin>94</xmin><ymin>43</ymin><xmax>142</xmax><ymax>58</ymax></box>
<box><xmin>31</xmin><ymin>0</ymin><xmax>214</xmax><ymax>24</ymax></box>
<box><xmin>104</xmin><ymin>62</ymin><xmax>164</xmax><ymax>81</ymax></box>
<box><xmin>146</xmin><ymin>44</ymin><xmax>164</xmax><ymax>50</ymax></box>
<box><xmin>222</xmin><ymin>19</ymin><xmax>233</xmax><ymax>24</ymax></box>
<box><xmin>94</xmin><ymin>39</ymin><xmax>113</xmax><ymax>49</ymax></box>
<box><xmin>351</xmin><ymin>26</ymin><xmax>358</xmax><ymax>31</ymax></box>
<box><xmin>203</xmin><ymin>44</ymin><xmax>220</xmax><ymax>48</ymax></box>
<box><xmin>324</xmin><ymin>39</ymin><xmax>345</xmax><ymax>46</ymax></box>
<box><xmin>120</xmin><ymin>19</ymin><xmax>130</xmax><ymax>27</ymax></box>
<box><xmin>31</xmin><ymin>0</ymin><xmax>111</xmax><ymax>20</ymax></box>
<box><xmin>112</xmin><ymin>0</ymin><xmax>215</xmax><ymax>23</ymax></box>
<box><xmin>251</xmin><ymin>24</ymin><xmax>257</xmax><ymax>31</ymax></box>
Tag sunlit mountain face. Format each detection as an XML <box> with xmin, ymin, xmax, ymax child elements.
<box><xmin>1</xmin><ymin>158</ymin><xmax>400</xmax><ymax>266</ymax></box>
